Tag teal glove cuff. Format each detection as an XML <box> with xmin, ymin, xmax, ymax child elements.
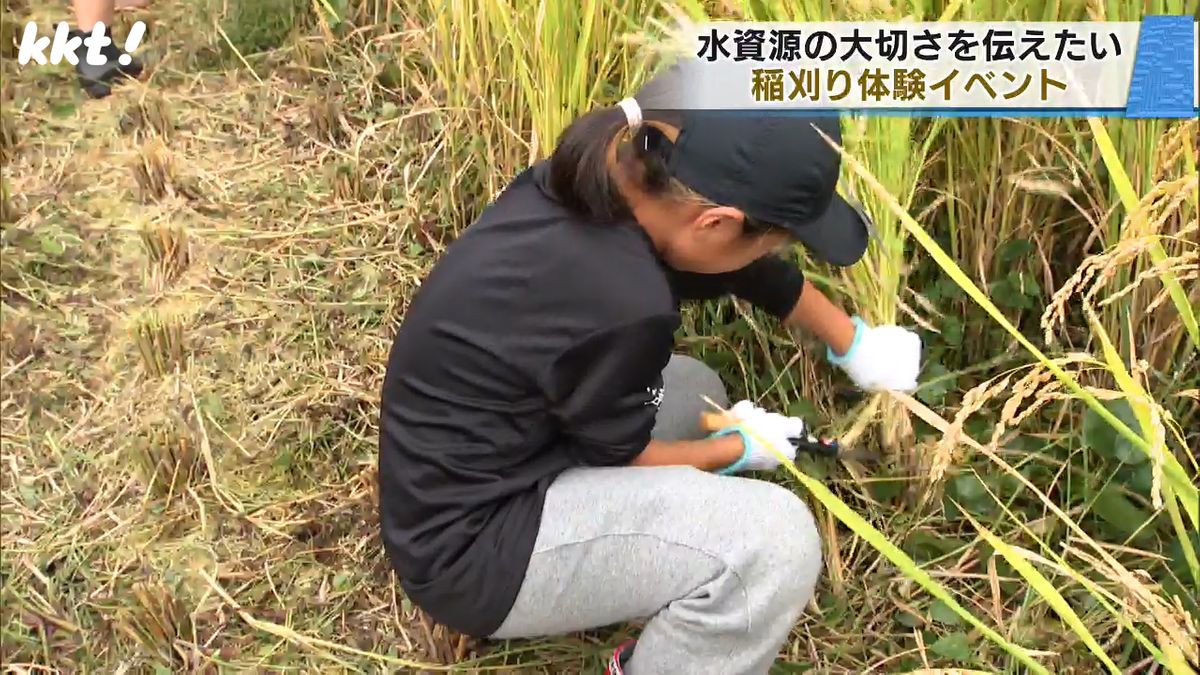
<box><xmin>710</xmin><ymin>426</ymin><xmax>751</xmax><ymax>475</ymax></box>
<box><xmin>827</xmin><ymin>316</ymin><xmax>868</xmax><ymax>366</ymax></box>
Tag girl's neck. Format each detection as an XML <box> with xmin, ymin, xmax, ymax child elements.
<box><xmin>609</xmin><ymin>157</ymin><xmax>674</xmax><ymax>255</ymax></box>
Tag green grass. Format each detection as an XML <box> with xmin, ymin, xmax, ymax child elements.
<box><xmin>1</xmin><ymin>0</ymin><xmax>1197</xmax><ymax>673</ymax></box>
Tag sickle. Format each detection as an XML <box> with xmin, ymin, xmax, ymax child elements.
<box><xmin>699</xmin><ymin>410</ymin><xmax>877</xmax><ymax>462</ymax></box>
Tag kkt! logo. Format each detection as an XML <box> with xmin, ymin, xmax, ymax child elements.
<box><xmin>17</xmin><ymin>21</ymin><xmax>145</xmax><ymax>67</ymax></box>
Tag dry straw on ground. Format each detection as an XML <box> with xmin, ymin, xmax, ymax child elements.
<box><xmin>2</xmin><ymin>0</ymin><xmax>1197</xmax><ymax>673</ymax></box>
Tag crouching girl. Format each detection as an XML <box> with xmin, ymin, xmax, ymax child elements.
<box><xmin>378</xmin><ymin>91</ymin><xmax>921</xmax><ymax>674</ymax></box>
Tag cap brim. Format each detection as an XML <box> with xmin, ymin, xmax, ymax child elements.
<box><xmin>785</xmin><ymin>194</ymin><xmax>870</xmax><ymax>267</ymax></box>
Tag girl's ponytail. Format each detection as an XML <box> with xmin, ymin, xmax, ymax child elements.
<box><xmin>546</xmin><ymin>96</ymin><xmax>697</xmax><ymax>221</ymax></box>
<box><xmin>547</xmin><ymin>104</ymin><xmax>633</xmax><ymax>222</ymax></box>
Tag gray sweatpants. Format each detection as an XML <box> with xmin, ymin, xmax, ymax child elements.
<box><xmin>490</xmin><ymin>355</ymin><xmax>824</xmax><ymax>674</ymax></box>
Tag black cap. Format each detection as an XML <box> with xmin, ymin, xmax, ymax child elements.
<box><xmin>656</xmin><ymin>112</ymin><xmax>872</xmax><ymax>267</ymax></box>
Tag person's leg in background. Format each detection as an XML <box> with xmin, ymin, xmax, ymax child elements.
<box><xmin>649</xmin><ymin>353</ymin><xmax>731</xmax><ymax>441</ymax></box>
<box><xmin>490</xmin><ymin>354</ymin><xmax>824</xmax><ymax>675</ymax></box>
<box><xmin>72</xmin><ymin>0</ymin><xmax>144</xmax><ymax>98</ymax></box>
<box><xmin>73</xmin><ymin>0</ymin><xmax>114</xmax><ymax>31</ymax></box>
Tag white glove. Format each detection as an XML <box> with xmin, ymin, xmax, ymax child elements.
<box><xmin>827</xmin><ymin>316</ymin><xmax>922</xmax><ymax>393</ymax></box>
<box><xmin>713</xmin><ymin>400</ymin><xmax>806</xmax><ymax>474</ymax></box>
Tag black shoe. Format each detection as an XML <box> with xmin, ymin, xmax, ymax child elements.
<box><xmin>71</xmin><ymin>29</ymin><xmax>144</xmax><ymax>99</ymax></box>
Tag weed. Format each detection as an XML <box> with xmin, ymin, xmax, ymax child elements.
<box><xmin>218</xmin><ymin>0</ymin><xmax>312</xmax><ymax>58</ymax></box>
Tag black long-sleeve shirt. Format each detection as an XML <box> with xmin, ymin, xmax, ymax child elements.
<box><xmin>377</xmin><ymin>162</ymin><xmax>805</xmax><ymax>637</ymax></box>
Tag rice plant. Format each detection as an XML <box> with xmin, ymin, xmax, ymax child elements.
<box><xmin>2</xmin><ymin>0</ymin><xmax>1197</xmax><ymax>671</ymax></box>
<box><xmin>833</xmin><ymin>118</ymin><xmax>1200</xmax><ymax>674</ymax></box>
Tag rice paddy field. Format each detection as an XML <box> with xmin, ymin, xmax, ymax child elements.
<box><xmin>1</xmin><ymin>0</ymin><xmax>1197</xmax><ymax>673</ymax></box>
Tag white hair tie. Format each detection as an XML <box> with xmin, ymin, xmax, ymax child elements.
<box><xmin>617</xmin><ymin>97</ymin><xmax>642</xmax><ymax>130</ymax></box>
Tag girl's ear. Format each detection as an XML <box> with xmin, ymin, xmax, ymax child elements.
<box><xmin>687</xmin><ymin>206</ymin><xmax>746</xmax><ymax>246</ymax></box>
<box><xmin>694</xmin><ymin>206</ymin><xmax>746</xmax><ymax>231</ymax></box>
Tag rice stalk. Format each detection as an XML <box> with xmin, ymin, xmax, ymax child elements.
<box><xmin>1088</xmin><ymin>118</ymin><xmax>1199</xmax><ymax>352</ymax></box>
<box><xmin>307</xmin><ymin>94</ymin><xmax>350</xmax><ymax>146</ymax></box>
<box><xmin>895</xmin><ymin>389</ymin><xmax>1198</xmax><ymax>672</ymax></box>
<box><xmin>825</xmin><ymin>127</ymin><xmax>1199</xmax><ymax>669</ymax></box>
<box><xmin>1068</xmin><ymin>545</ymin><xmax>1200</xmax><ymax>671</ymax></box>
<box><xmin>820</xmin><ymin>124</ymin><xmax>1199</xmax><ymax>530</ymax></box>
<box><xmin>113</xmin><ymin>578</ymin><xmax>195</xmax><ymax>667</ymax></box>
<box><xmin>836</xmin><ymin>110</ymin><xmax>1200</xmax><ymax>660</ymax></box>
<box><xmin>844</xmin><ymin>0</ymin><xmax>949</xmax><ymax>483</ymax></box>
<box><xmin>725</xmin><ymin>0</ymin><xmax>952</xmax><ymax>500</ymax></box>
<box><xmin>1068</xmin><ymin>16</ymin><xmax>1194</xmax><ymax>363</ymax></box>
<box><xmin>329</xmin><ymin>161</ymin><xmax>368</xmax><ymax>202</ymax></box>
<box><xmin>937</xmin><ymin>2</ymin><xmax>1099</xmax><ymax>363</ymax></box>
<box><xmin>1086</xmin><ymin>305</ymin><xmax>1198</xmax><ymax>589</ymax></box>
<box><xmin>139</xmin><ymin>220</ymin><xmax>191</xmax><ymax>291</ymax></box>
<box><xmin>129</xmin><ymin>404</ymin><xmax>203</xmax><ymax>504</ymax></box>
<box><xmin>929</xmin><ymin>373</ymin><xmax>1012</xmax><ymax>487</ymax></box>
<box><xmin>482</xmin><ymin>0</ymin><xmax>659</xmax><ymax>161</ymax></box>
<box><xmin>710</xmin><ymin>398</ymin><xmax>1051</xmax><ymax>673</ymax></box>
<box><xmin>960</xmin><ymin>511</ymin><xmax>1122</xmax><ymax>674</ymax></box>
<box><xmin>130</xmin><ymin>138</ymin><xmax>199</xmax><ymax>203</ymax></box>
<box><xmin>130</xmin><ymin>308</ymin><xmax>187</xmax><ymax>377</ymax></box>
<box><xmin>131</xmin><ymin>138</ymin><xmax>174</xmax><ymax>203</ymax></box>
<box><xmin>119</xmin><ymin>91</ymin><xmax>175</xmax><ymax>141</ymax></box>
